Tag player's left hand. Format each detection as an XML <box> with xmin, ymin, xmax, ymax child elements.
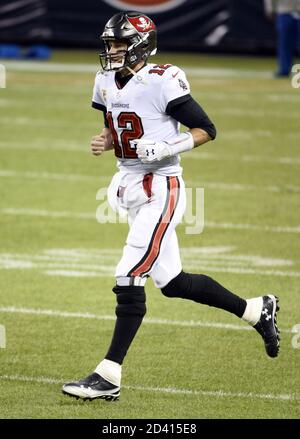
<box><xmin>135</xmin><ymin>139</ymin><xmax>171</xmax><ymax>163</ymax></box>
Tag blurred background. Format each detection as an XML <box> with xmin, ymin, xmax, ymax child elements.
<box><xmin>0</xmin><ymin>0</ymin><xmax>277</xmax><ymax>55</ymax></box>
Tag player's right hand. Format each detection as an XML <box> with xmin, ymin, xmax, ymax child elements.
<box><xmin>91</xmin><ymin>131</ymin><xmax>113</xmax><ymax>156</ymax></box>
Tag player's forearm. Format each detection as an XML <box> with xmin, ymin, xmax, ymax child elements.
<box><xmin>136</xmin><ymin>128</ymin><xmax>214</xmax><ymax>163</ymax></box>
<box><xmin>189</xmin><ymin>128</ymin><xmax>213</xmax><ymax>148</ymax></box>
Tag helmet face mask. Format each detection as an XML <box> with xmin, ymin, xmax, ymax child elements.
<box><xmin>99</xmin><ymin>12</ymin><xmax>157</xmax><ymax>72</ymax></box>
<box><xmin>100</xmin><ymin>40</ymin><xmax>128</xmax><ymax>71</ymax></box>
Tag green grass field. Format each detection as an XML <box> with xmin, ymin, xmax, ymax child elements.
<box><xmin>0</xmin><ymin>50</ymin><xmax>300</xmax><ymax>419</ymax></box>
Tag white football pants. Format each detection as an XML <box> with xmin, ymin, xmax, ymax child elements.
<box><xmin>108</xmin><ymin>171</ymin><xmax>186</xmax><ymax>288</ymax></box>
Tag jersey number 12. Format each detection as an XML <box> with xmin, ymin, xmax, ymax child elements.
<box><xmin>107</xmin><ymin>111</ymin><xmax>144</xmax><ymax>159</ymax></box>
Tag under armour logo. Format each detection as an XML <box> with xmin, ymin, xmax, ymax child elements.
<box><xmin>146</xmin><ymin>149</ymin><xmax>155</xmax><ymax>156</ymax></box>
<box><xmin>262</xmin><ymin>308</ymin><xmax>272</xmax><ymax>321</ymax></box>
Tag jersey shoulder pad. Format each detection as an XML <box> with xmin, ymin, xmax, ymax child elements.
<box><xmin>95</xmin><ymin>69</ymin><xmax>112</xmax><ymax>84</ymax></box>
<box><xmin>147</xmin><ymin>63</ymin><xmax>173</xmax><ymax>78</ymax></box>
<box><xmin>95</xmin><ymin>71</ymin><xmax>116</xmax><ymax>95</ymax></box>
<box><xmin>147</xmin><ymin>64</ymin><xmax>185</xmax><ymax>79</ymax></box>
<box><xmin>148</xmin><ymin>65</ymin><xmax>189</xmax><ymax>95</ymax></box>
<box><xmin>95</xmin><ymin>70</ymin><xmax>104</xmax><ymax>87</ymax></box>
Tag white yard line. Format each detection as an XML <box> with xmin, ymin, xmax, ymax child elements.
<box><xmin>184</xmin><ymin>266</ymin><xmax>300</xmax><ymax>278</ymax></box>
<box><xmin>183</xmin><ymin>152</ymin><xmax>300</xmax><ymax>166</ymax></box>
<box><xmin>43</xmin><ymin>268</ymin><xmax>300</xmax><ymax>278</ymax></box>
<box><xmin>2</xmin><ymin>61</ymin><xmax>99</xmax><ymax>73</ymax></box>
<box><xmin>1</xmin><ymin>260</ymin><xmax>298</xmax><ymax>278</ymax></box>
<box><xmin>2</xmin><ymin>169</ymin><xmax>299</xmax><ymax>192</ymax></box>
<box><xmin>0</xmin><ymin>116</ymin><xmax>95</xmax><ymax>128</ymax></box>
<box><xmin>212</xmin><ymin>108</ymin><xmax>300</xmax><ymax>119</ymax></box>
<box><xmin>0</xmin><ymin>140</ymin><xmax>86</xmax><ymax>152</ymax></box>
<box><xmin>1</xmin><ymin>207</ymin><xmax>299</xmax><ymax>235</ymax></box>
<box><xmin>0</xmin><ymin>374</ymin><xmax>298</xmax><ymax>402</ymax></box>
<box><xmin>0</xmin><ymin>170</ymin><xmax>107</xmax><ymax>183</ymax></box>
<box><xmin>0</xmin><ymin>306</ymin><xmax>292</xmax><ymax>334</ymax></box>
<box><xmin>0</xmin><ymin>208</ymin><xmax>95</xmax><ymax>220</ymax></box>
<box><xmin>185</xmin><ymin>181</ymin><xmax>288</xmax><ymax>193</ymax></box>
<box><xmin>192</xmin><ymin>92</ymin><xmax>300</xmax><ymax>104</ymax></box>
<box><xmin>2</xmin><ymin>60</ymin><xmax>272</xmax><ymax>79</ymax></box>
<box><xmin>0</xmin><ymin>169</ymin><xmax>106</xmax><ymax>183</ymax></box>
<box><xmin>0</xmin><ymin>251</ymin><xmax>292</xmax><ymax>266</ymax></box>
<box><xmin>205</xmin><ymin>221</ymin><xmax>300</xmax><ymax>234</ymax></box>
<box><xmin>201</xmin><ymin>182</ymin><xmax>300</xmax><ymax>193</ymax></box>
<box><xmin>1</xmin><ymin>247</ymin><xmax>297</xmax><ymax>277</ymax></box>
<box><xmin>1</xmin><ymin>139</ymin><xmax>300</xmax><ymax>167</ymax></box>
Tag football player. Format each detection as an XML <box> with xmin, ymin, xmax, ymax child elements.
<box><xmin>62</xmin><ymin>11</ymin><xmax>280</xmax><ymax>401</ymax></box>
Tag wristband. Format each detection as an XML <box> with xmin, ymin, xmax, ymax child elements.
<box><xmin>165</xmin><ymin>131</ymin><xmax>194</xmax><ymax>155</ymax></box>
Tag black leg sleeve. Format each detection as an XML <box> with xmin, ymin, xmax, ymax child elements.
<box><xmin>161</xmin><ymin>271</ymin><xmax>246</xmax><ymax>318</ymax></box>
<box><xmin>105</xmin><ymin>285</ymin><xmax>146</xmax><ymax>365</ymax></box>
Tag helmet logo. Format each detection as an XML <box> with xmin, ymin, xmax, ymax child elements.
<box><xmin>128</xmin><ymin>16</ymin><xmax>155</xmax><ymax>33</ymax></box>
<box><xmin>137</xmin><ymin>17</ymin><xmax>150</xmax><ymax>31</ymax></box>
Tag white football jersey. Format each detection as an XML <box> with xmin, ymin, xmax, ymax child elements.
<box><xmin>92</xmin><ymin>63</ymin><xmax>191</xmax><ymax>176</ymax></box>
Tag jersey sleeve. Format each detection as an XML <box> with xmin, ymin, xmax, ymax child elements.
<box><xmin>160</xmin><ymin>66</ymin><xmax>191</xmax><ymax>113</ymax></box>
<box><xmin>91</xmin><ymin>72</ymin><xmax>106</xmax><ymax>111</ymax></box>
<box><xmin>167</xmin><ymin>96</ymin><xmax>217</xmax><ymax>139</ymax></box>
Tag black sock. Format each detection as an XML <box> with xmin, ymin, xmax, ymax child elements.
<box><xmin>162</xmin><ymin>271</ymin><xmax>246</xmax><ymax>318</ymax></box>
<box><xmin>105</xmin><ymin>316</ymin><xmax>145</xmax><ymax>365</ymax></box>
<box><xmin>105</xmin><ymin>285</ymin><xmax>146</xmax><ymax>365</ymax></box>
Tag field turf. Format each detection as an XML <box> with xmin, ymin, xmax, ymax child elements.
<box><xmin>0</xmin><ymin>51</ymin><xmax>299</xmax><ymax>419</ymax></box>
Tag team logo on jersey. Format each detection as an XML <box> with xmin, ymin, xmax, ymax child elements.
<box><xmin>102</xmin><ymin>0</ymin><xmax>187</xmax><ymax>14</ymax></box>
<box><xmin>128</xmin><ymin>16</ymin><xmax>156</xmax><ymax>33</ymax></box>
<box><xmin>178</xmin><ymin>78</ymin><xmax>188</xmax><ymax>91</ymax></box>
